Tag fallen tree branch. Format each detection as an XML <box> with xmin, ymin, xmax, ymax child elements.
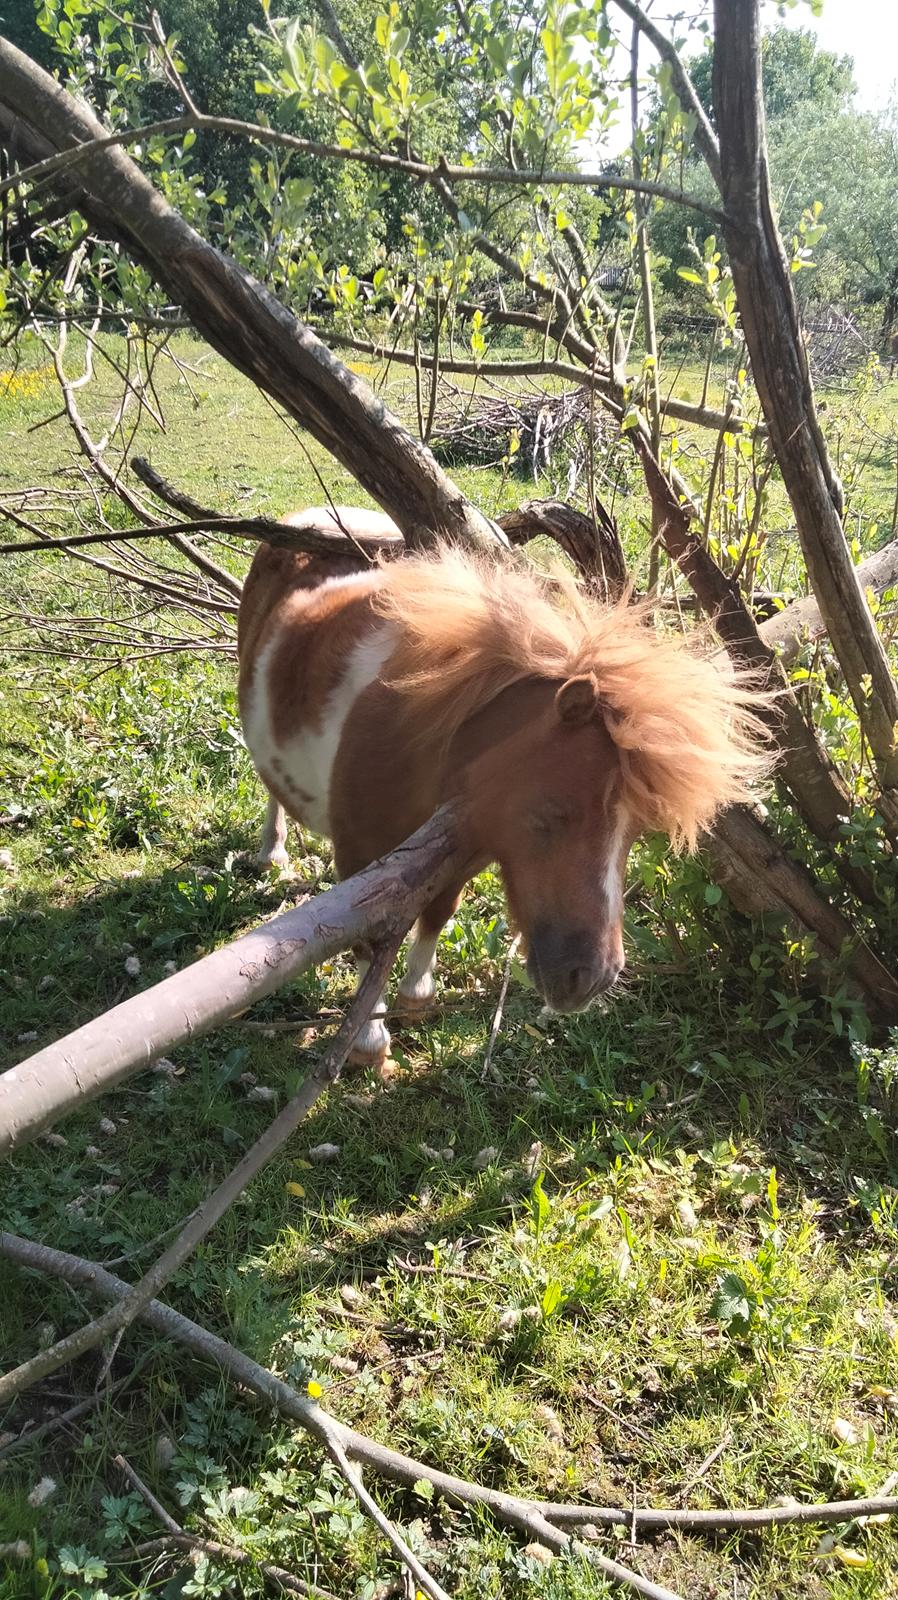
<box><xmin>324</xmin><ymin>1431</ymin><xmax>451</xmax><ymax>1600</ymax></box>
<box><xmin>114</xmin><ymin>1451</ymin><xmax>181</xmax><ymax>1535</ymax></box>
<box><xmin>756</xmin><ymin>535</ymin><xmax>898</xmax><ymax>665</ymax></box>
<box><xmin>4</xmin><ymin>1236</ymin><xmax>897</xmax><ymax>1589</ymax></box>
<box><xmin>0</xmin><ymin>939</ymin><xmax>402</xmax><ymax>1407</ymax></box>
<box><xmin>0</xmin><ymin>1234</ymin><xmax>683</xmax><ymax>1600</ymax></box>
<box><xmin>0</xmin><ymin>805</ymin><xmax>462</xmax><ymax>1157</ymax></box>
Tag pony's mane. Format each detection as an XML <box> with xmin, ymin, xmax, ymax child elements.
<box><xmin>374</xmin><ymin>545</ymin><xmax>772</xmax><ymax>852</ymax></box>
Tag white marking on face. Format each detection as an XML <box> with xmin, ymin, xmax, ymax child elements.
<box><xmin>242</xmin><ymin>614</ymin><xmax>396</xmax><ymax>839</ymax></box>
<box><xmin>602</xmin><ymin>804</ymin><xmax>628</xmax><ymax>914</ymax></box>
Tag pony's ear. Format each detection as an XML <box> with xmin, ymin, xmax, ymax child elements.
<box><xmin>555</xmin><ymin>674</ymin><xmax>599</xmax><ymax>727</ymax></box>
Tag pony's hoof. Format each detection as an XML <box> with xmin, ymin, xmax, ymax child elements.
<box><xmin>256</xmin><ymin>849</ymin><xmax>291</xmax><ymax>873</ymax></box>
<box><xmin>348</xmin><ymin>1042</ymin><xmax>391</xmax><ymax>1071</ymax></box>
<box><xmin>394</xmin><ymin>989</ymin><xmax>435</xmax><ymax>1021</ymax></box>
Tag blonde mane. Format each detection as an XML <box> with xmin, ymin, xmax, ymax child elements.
<box><xmin>374</xmin><ymin>545</ymin><xmax>772</xmax><ymax>851</ymax></box>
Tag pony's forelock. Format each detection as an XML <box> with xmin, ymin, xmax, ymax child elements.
<box><xmin>373</xmin><ymin>544</ymin><xmax>772</xmax><ymax>851</ymax></box>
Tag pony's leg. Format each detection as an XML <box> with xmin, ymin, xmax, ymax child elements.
<box><xmin>395</xmin><ymin>889</ymin><xmax>461</xmax><ymax>1018</ymax></box>
<box><xmin>347</xmin><ymin>946</ymin><xmax>391</xmax><ymax>1068</ymax></box>
<box><xmin>255</xmin><ymin>790</ymin><xmax>290</xmax><ymax>871</ymax></box>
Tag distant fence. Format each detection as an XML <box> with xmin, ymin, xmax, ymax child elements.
<box><xmin>660</xmin><ymin>306</ymin><xmax>877</xmax><ymax>379</ymax></box>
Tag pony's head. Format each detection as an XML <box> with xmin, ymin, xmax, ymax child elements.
<box><xmin>376</xmin><ymin>548</ymin><xmax>772</xmax><ymax>1013</ymax></box>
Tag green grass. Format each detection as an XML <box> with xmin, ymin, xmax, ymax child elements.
<box><xmin>2</xmin><ymin>332</ymin><xmax>898</xmax><ymax>1600</ymax></box>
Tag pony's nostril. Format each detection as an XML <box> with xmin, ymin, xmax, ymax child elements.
<box><xmin>568</xmin><ymin>966</ymin><xmax>594</xmax><ymax>1001</ymax></box>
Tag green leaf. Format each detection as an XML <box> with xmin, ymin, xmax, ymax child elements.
<box><xmin>541</xmin><ymin>1279</ymin><xmax>562</xmax><ymax>1318</ymax></box>
<box><xmin>676</xmin><ymin>267</ymin><xmax>703</xmax><ymax>285</ymax></box>
<box><xmin>711</xmin><ymin>1270</ymin><xmax>752</xmax><ymax>1331</ymax></box>
<box><xmin>530</xmin><ymin>1171</ymin><xmax>550</xmax><ymax>1239</ymax></box>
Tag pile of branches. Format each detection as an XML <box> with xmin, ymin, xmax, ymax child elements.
<box><xmin>431</xmin><ymin>379</ymin><xmax>616</xmax><ymax>490</ymax></box>
<box><xmin>804</xmin><ymin>306</ymin><xmax>874</xmax><ymax>380</ymax></box>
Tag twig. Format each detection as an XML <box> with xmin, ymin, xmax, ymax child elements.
<box><xmin>0</xmin><ymin>938</ymin><xmax>402</xmax><ymax>1407</ymax></box>
<box><xmin>679</xmin><ymin>1430</ymin><xmax>733</xmax><ymax>1500</ymax></box>
<box><xmin>480</xmin><ymin>933</ymin><xmax>521</xmax><ymax>1080</ymax></box>
<box><xmin>131</xmin><ymin>1536</ymin><xmax>339</xmax><ymax>1599</ymax></box>
<box><xmin>0</xmin><ymin>1365</ymin><xmax>144</xmax><ymax>1460</ymax></box>
<box><xmin>574</xmin><ymin>1384</ymin><xmax>655</xmax><ymax>1447</ymax></box>
<box><xmin>0</xmin><ymin>1392</ymin><xmax>107</xmax><ymax>1461</ymax></box>
<box><xmin>392</xmin><ymin>1254</ymin><xmax>495</xmax><ymax>1286</ymax></box>
<box><xmin>114</xmin><ymin>1451</ymin><xmax>181</xmax><ymax>1534</ymax></box>
<box><xmin>325</xmin><ymin>1432</ymin><xmax>451</xmax><ymax>1600</ymax></box>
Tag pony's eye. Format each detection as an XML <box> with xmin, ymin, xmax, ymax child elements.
<box><xmin>530</xmin><ymin>808</ymin><xmax>569</xmax><ymax>836</ymax></box>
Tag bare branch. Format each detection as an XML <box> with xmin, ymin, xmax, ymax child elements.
<box><xmin>130</xmin><ymin>1537</ymin><xmax>340</xmax><ymax>1600</ymax></box>
<box><xmin>610</xmin><ymin>0</ymin><xmax>722</xmax><ymax>190</ymax></box>
<box><xmin>0</xmin><ymin>513</ymin><xmax>392</xmax><ymax>558</ymax></box>
<box><xmin>6</xmin><ymin>1235</ymin><xmax>898</xmax><ymax>1591</ymax></box>
<box><xmin>0</xmin><ymin>110</ymin><xmax>728</xmax><ymax>221</ymax></box>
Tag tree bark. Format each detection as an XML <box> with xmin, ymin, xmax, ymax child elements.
<box><xmin>707</xmin><ymin>806</ymin><xmax>898</xmax><ymax>1017</ymax></box>
<box><xmin>0</xmin><ymin>41</ymin><xmax>500</xmax><ymax>554</ymax></box>
<box><xmin>499</xmin><ymin>498</ymin><xmax>629</xmax><ymax>599</ymax></box>
<box><xmin>757</xmin><ymin>538</ymin><xmax>898</xmax><ymax>666</ymax></box>
<box><xmin>0</xmin><ymin>808</ymin><xmax>461</xmax><ymax>1157</ymax></box>
<box><xmin>713</xmin><ymin>1</ymin><xmax>898</xmax><ymax>820</ymax></box>
<box><xmin>634</xmin><ymin>435</ymin><xmax>862</xmax><ymax>852</ymax></box>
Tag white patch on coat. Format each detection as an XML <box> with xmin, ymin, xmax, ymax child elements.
<box><xmin>256</xmin><ymin>792</ymin><xmax>289</xmax><ymax>869</ymax></box>
<box><xmin>243</xmin><ymin>606</ymin><xmax>396</xmax><ymax>839</ymax></box>
<box><xmin>282</xmin><ymin>505</ymin><xmax>401</xmax><ymax>540</ymax></box>
<box><xmin>350</xmin><ymin>955</ymin><xmax>391</xmax><ymax>1061</ymax></box>
<box><xmin>398</xmin><ymin>923</ymin><xmax>440</xmax><ymax>1003</ymax></box>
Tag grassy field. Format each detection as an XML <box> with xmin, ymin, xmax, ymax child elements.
<box><xmin>2</xmin><ymin>334</ymin><xmax>898</xmax><ymax>1600</ymax></box>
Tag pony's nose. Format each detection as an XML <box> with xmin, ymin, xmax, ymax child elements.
<box><xmin>527</xmin><ymin>929</ymin><xmax>622</xmax><ymax>1013</ymax></box>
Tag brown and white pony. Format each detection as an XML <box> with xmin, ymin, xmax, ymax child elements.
<box><xmin>238</xmin><ymin>509</ymin><xmax>768</xmax><ymax>1065</ymax></box>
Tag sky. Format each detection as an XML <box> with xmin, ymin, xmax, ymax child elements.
<box><xmin>778</xmin><ymin>0</ymin><xmax>897</xmax><ymax>111</ymax></box>
<box><xmin>595</xmin><ymin>2</ymin><xmax>896</xmax><ymax>159</ymax></box>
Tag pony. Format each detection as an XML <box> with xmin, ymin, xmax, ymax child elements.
<box><xmin>238</xmin><ymin>509</ymin><xmax>769</xmax><ymax>1066</ymax></box>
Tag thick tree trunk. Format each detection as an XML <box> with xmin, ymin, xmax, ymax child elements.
<box><xmin>0</xmin><ymin>42</ymin><xmax>500</xmax><ymax>554</ymax></box>
<box><xmin>713</xmin><ymin>1</ymin><xmax>898</xmax><ymax>822</ymax></box>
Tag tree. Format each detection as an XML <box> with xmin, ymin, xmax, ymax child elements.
<box><xmin>651</xmin><ymin>25</ymin><xmax>868</xmax><ymax>296</ymax></box>
<box><xmin>687</xmin><ymin>24</ymin><xmax>855</xmax><ymax>127</ymax></box>
<box><xmin>2</xmin><ymin>0</ymin><xmax>898</xmax><ymax>1024</ymax></box>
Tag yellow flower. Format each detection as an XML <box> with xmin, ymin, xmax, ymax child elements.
<box><xmin>307</xmin><ymin>1379</ymin><xmax>322</xmax><ymax>1399</ymax></box>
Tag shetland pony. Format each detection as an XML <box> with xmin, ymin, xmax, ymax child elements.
<box><xmin>238</xmin><ymin>510</ymin><xmax>768</xmax><ymax>1065</ymax></box>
